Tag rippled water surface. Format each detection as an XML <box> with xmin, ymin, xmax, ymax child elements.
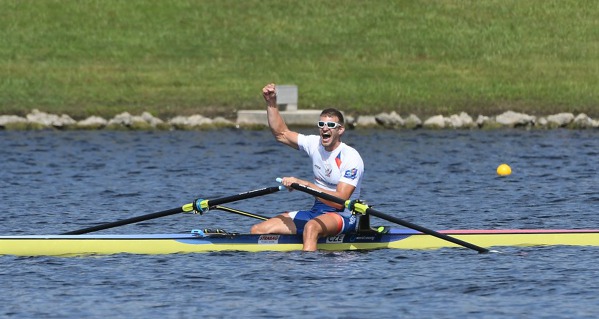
<box><xmin>1</xmin><ymin>129</ymin><xmax>598</xmax><ymax>318</ymax></box>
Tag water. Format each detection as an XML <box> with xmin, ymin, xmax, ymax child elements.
<box><xmin>1</xmin><ymin>129</ymin><xmax>598</xmax><ymax>318</ymax></box>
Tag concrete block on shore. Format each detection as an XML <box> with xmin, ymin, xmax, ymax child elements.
<box><xmin>571</xmin><ymin>113</ymin><xmax>597</xmax><ymax>129</ymax></box>
<box><xmin>355</xmin><ymin>115</ymin><xmax>378</xmax><ymax>127</ymax></box>
<box><xmin>495</xmin><ymin>111</ymin><xmax>536</xmax><ymax>128</ymax></box>
<box><xmin>236</xmin><ymin>110</ymin><xmax>322</xmax><ymax>127</ymax></box>
<box><xmin>26</xmin><ymin>109</ymin><xmax>76</xmax><ymax>128</ymax></box>
<box><xmin>375</xmin><ymin>111</ymin><xmax>404</xmax><ymax>127</ymax></box>
<box><xmin>77</xmin><ymin>116</ymin><xmax>108</xmax><ymax>129</ymax></box>
<box><xmin>547</xmin><ymin>113</ymin><xmax>575</xmax><ymax>128</ymax></box>
<box><xmin>404</xmin><ymin>114</ymin><xmax>422</xmax><ymax>129</ymax></box>
<box><xmin>423</xmin><ymin>115</ymin><xmax>446</xmax><ymax>129</ymax></box>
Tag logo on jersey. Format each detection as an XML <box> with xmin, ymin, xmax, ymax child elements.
<box><xmin>324</xmin><ymin>162</ymin><xmax>332</xmax><ymax>177</ymax></box>
<box><xmin>335</xmin><ymin>153</ymin><xmax>342</xmax><ymax>168</ymax></box>
<box><xmin>344</xmin><ymin>168</ymin><xmax>358</xmax><ymax>180</ymax></box>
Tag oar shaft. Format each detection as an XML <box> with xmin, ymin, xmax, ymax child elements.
<box><xmin>63</xmin><ymin>186</ymin><xmax>282</xmax><ymax>235</ymax></box>
<box><xmin>204</xmin><ymin>187</ymin><xmax>283</xmax><ymax>207</ymax></box>
<box><xmin>213</xmin><ymin>205</ymin><xmax>269</xmax><ymax>221</ymax></box>
<box><xmin>287</xmin><ymin>182</ymin><xmax>489</xmax><ymax>254</ymax></box>
<box><xmin>62</xmin><ymin>206</ymin><xmax>186</xmax><ymax>235</ymax></box>
<box><xmin>365</xmin><ymin>208</ymin><xmax>489</xmax><ymax>253</ymax></box>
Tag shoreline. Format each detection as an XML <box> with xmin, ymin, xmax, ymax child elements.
<box><xmin>0</xmin><ymin>109</ymin><xmax>597</xmax><ymax>131</ymax></box>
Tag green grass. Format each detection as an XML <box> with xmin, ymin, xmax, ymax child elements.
<box><xmin>1</xmin><ymin>0</ymin><xmax>598</xmax><ymax>119</ymax></box>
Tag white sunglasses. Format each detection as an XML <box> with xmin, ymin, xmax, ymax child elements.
<box><xmin>317</xmin><ymin>121</ymin><xmax>342</xmax><ymax>129</ymax></box>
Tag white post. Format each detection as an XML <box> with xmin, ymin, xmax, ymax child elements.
<box><xmin>275</xmin><ymin>85</ymin><xmax>298</xmax><ymax>111</ymax></box>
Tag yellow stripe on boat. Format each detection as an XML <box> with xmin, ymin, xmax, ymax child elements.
<box><xmin>387</xmin><ymin>231</ymin><xmax>599</xmax><ymax>250</ymax></box>
<box><xmin>1</xmin><ymin>229</ymin><xmax>598</xmax><ymax>257</ymax></box>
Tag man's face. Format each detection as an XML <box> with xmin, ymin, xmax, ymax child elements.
<box><xmin>318</xmin><ymin>115</ymin><xmax>344</xmax><ymax>150</ymax></box>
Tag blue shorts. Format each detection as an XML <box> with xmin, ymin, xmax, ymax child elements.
<box><xmin>288</xmin><ymin>199</ymin><xmax>359</xmax><ymax>234</ymax></box>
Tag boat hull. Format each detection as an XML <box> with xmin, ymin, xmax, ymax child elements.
<box><xmin>1</xmin><ymin>229</ymin><xmax>599</xmax><ymax>257</ymax></box>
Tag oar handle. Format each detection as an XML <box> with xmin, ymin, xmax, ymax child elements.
<box><xmin>280</xmin><ymin>179</ymin><xmax>490</xmax><ymax>254</ymax></box>
<box><xmin>276</xmin><ymin>177</ymin><xmax>347</xmax><ymax>207</ymax></box>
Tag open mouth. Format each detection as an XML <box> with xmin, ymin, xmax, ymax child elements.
<box><xmin>321</xmin><ymin>131</ymin><xmax>332</xmax><ymax>143</ymax></box>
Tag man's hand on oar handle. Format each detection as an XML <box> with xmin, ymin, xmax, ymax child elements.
<box><xmin>277</xmin><ymin>177</ymin><xmax>307</xmax><ymax>191</ymax></box>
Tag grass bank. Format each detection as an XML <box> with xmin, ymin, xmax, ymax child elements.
<box><xmin>1</xmin><ymin>0</ymin><xmax>598</xmax><ymax>119</ymax></box>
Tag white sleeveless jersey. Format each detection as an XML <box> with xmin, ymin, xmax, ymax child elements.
<box><xmin>297</xmin><ymin>134</ymin><xmax>364</xmax><ymax>201</ymax></box>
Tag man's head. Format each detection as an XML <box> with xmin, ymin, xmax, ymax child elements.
<box><xmin>318</xmin><ymin>108</ymin><xmax>345</xmax><ymax>151</ymax></box>
<box><xmin>320</xmin><ymin>108</ymin><xmax>344</xmax><ymax>125</ymax></box>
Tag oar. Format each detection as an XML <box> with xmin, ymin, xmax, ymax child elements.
<box><xmin>277</xmin><ymin>179</ymin><xmax>490</xmax><ymax>254</ymax></box>
<box><xmin>212</xmin><ymin>205</ymin><xmax>269</xmax><ymax>221</ymax></box>
<box><xmin>62</xmin><ymin>186</ymin><xmax>282</xmax><ymax>235</ymax></box>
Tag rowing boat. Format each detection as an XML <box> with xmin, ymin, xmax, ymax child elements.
<box><xmin>4</xmin><ymin>184</ymin><xmax>596</xmax><ymax>257</ymax></box>
<box><xmin>2</xmin><ymin>228</ymin><xmax>598</xmax><ymax>257</ymax></box>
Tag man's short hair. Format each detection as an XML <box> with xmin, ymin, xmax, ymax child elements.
<box><xmin>320</xmin><ymin>108</ymin><xmax>344</xmax><ymax>125</ymax></box>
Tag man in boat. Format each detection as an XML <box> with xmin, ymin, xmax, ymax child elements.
<box><xmin>250</xmin><ymin>83</ymin><xmax>364</xmax><ymax>251</ymax></box>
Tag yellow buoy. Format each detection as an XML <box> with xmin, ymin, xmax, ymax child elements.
<box><xmin>496</xmin><ymin>163</ymin><xmax>512</xmax><ymax>176</ymax></box>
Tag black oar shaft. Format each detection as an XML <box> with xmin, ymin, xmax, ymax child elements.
<box><xmin>63</xmin><ymin>186</ymin><xmax>281</xmax><ymax>235</ymax></box>
<box><xmin>365</xmin><ymin>208</ymin><xmax>489</xmax><ymax>253</ymax></box>
<box><xmin>288</xmin><ymin>182</ymin><xmax>490</xmax><ymax>254</ymax></box>
<box><xmin>62</xmin><ymin>207</ymin><xmax>185</xmax><ymax>235</ymax></box>
<box><xmin>204</xmin><ymin>187</ymin><xmax>282</xmax><ymax>207</ymax></box>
